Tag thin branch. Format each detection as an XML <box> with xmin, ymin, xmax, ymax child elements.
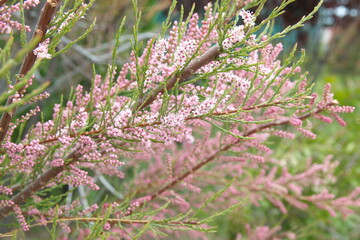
<box><xmin>0</xmin><ymin>97</ymin><xmax>306</xmax><ymax>154</ymax></box>
<box><xmin>0</xmin><ymin>149</ymin><xmax>79</xmax><ymax>219</ymax></box>
<box><xmin>129</xmin><ymin>103</ymin><xmax>335</xmax><ymax>212</ymax></box>
<box><xmin>0</xmin><ymin>217</ymin><xmax>200</xmax><ymax>237</ymax></box>
<box><xmin>0</xmin><ymin>0</ymin><xmax>60</xmax><ymax>144</ymax></box>
<box><xmin>133</xmin><ymin>0</ymin><xmax>250</xmax><ymax>111</ymax></box>
<box><xmin>43</xmin><ymin>217</ymin><xmax>198</xmax><ymax>225</ymax></box>
<box><xmin>135</xmin><ymin>44</ymin><xmax>221</xmax><ymax>111</ymax></box>
<box><xmin>0</xmin><ymin>97</ymin><xmax>334</xmax><ymax>220</ymax></box>
<box><xmin>98</xmin><ymin>175</ymin><xmax>124</xmax><ymax>199</ymax></box>
<box><xmin>0</xmin><ymin>0</ymin><xmax>8</xmax><ymax>6</ymax></box>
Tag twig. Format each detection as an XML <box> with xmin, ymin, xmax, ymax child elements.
<box><xmin>44</xmin><ymin>217</ymin><xmax>198</xmax><ymax>225</ymax></box>
<box><xmin>0</xmin><ymin>3</ymin><xmax>247</xmax><ymax>216</ymax></box>
<box><xmin>135</xmin><ymin>44</ymin><xmax>221</xmax><ymax>110</ymax></box>
<box><xmin>0</xmin><ymin>149</ymin><xmax>79</xmax><ymax>218</ymax></box>
<box><xmin>134</xmin><ymin>0</ymin><xmax>249</xmax><ymax>111</ymax></box>
<box><xmin>78</xmin><ymin>185</ymin><xmax>90</xmax><ymax>211</ymax></box>
<box><xmin>0</xmin><ymin>98</ymin><xmax>305</xmax><ymax>154</ymax></box>
<box><xmin>98</xmin><ymin>175</ymin><xmax>124</xmax><ymax>199</ymax></box>
<box><xmin>0</xmin><ymin>0</ymin><xmax>8</xmax><ymax>6</ymax></box>
<box><xmin>129</xmin><ymin>103</ymin><xmax>334</xmax><ymax>212</ymax></box>
<box><xmin>0</xmin><ymin>217</ymin><xmax>200</xmax><ymax>237</ymax></box>
<box><xmin>0</xmin><ymin>0</ymin><xmax>60</xmax><ymax>144</ymax></box>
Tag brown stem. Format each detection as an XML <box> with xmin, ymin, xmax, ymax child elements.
<box><xmin>133</xmin><ymin>0</ymin><xmax>250</xmax><ymax>111</ymax></box>
<box><xmin>0</xmin><ymin>150</ymin><xmax>79</xmax><ymax>218</ymax></box>
<box><xmin>130</xmin><ymin>104</ymin><xmax>334</xmax><ymax>211</ymax></box>
<box><xmin>0</xmin><ymin>0</ymin><xmax>8</xmax><ymax>6</ymax></box>
<box><xmin>0</xmin><ymin>95</ymin><xmax>303</xmax><ymax>155</ymax></box>
<box><xmin>1</xmin><ymin>217</ymin><xmax>199</xmax><ymax>237</ymax></box>
<box><xmin>147</xmin><ymin>139</ymin><xmax>234</xmax><ymax>203</ymax></box>
<box><xmin>135</xmin><ymin>45</ymin><xmax>221</xmax><ymax>111</ymax></box>
<box><xmin>0</xmin><ymin>0</ymin><xmax>60</xmax><ymax>144</ymax></box>
<box><xmin>44</xmin><ymin>217</ymin><xmax>198</xmax><ymax>225</ymax></box>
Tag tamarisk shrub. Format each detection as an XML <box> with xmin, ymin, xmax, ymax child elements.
<box><xmin>0</xmin><ymin>0</ymin><xmax>358</xmax><ymax>239</ymax></box>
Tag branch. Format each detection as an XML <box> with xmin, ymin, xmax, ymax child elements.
<box><xmin>0</xmin><ymin>0</ymin><xmax>60</xmax><ymax>144</ymax></box>
<box><xmin>0</xmin><ymin>149</ymin><xmax>79</xmax><ymax>219</ymax></box>
<box><xmin>0</xmin><ymin>0</ymin><xmax>8</xmax><ymax>6</ymax></box>
<box><xmin>0</xmin><ymin>0</ymin><xmax>325</xmax><ymax>222</ymax></box>
<box><xmin>133</xmin><ymin>0</ymin><xmax>251</xmax><ymax>111</ymax></box>
<box><xmin>0</xmin><ymin>4</ymin><xmax>244</xmax><ymax>216</ymax></box>
<box><xmin>129</xmin><ymin>103</ymin><xmax>335</xmax><ymax>212</ymax></box>
<box><xmin>0</xmin><ymin>98</ymin><xmax>305</xmax><ymax>155</ymax></box>
<box><xmin>43</xmin><ymin>217</ymin><xmax>198</xmax><ymax>225</ymax></box>
<box><xmin>135</xmin><ymin>43</ymin><xmax>221</xmax><ymax>111</ymax></box>
<box><xmin>0</xmin><ymin>217</ymin><xmax>200</xmax><ymax>237</ymax></box>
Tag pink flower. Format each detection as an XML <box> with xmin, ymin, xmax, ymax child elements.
<box><xmin>0</xmin><ymin>0</ymin><xmax>40</xmax><ymax>33</ymax></box>
<box><xmin>103</xmin><ymin>223</ymin><xmax>111</xmax><ymax>231</ymax></box>
<box><xmin>33</xmin><ymin>38</ymin><xmax>52</xmax><ymax>59</ymax></box>
<box><xmin>239</xmin><ymin>10</ymin><xmax>255</xmax><ymax>27</ymax></box>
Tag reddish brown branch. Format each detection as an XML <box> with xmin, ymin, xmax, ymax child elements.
<box><xmin>133</xmin><ymin>0</ymin><xmax>249</xmax><ymax>111</ymax></box>
<box><xmin>19</xmin><ymin>0</ymin><xmax>60</xmax><ymax>76</ymax></box>
<box><xmin>0</xmin><ymin>0</ymin><xmax>60</xmax><ymax>144</ymax></box>
<box><xmin>135</xmin><ymin>45</ymin><xmax>221</xmax><ymax>110</ymax></box>
<box><xmin>244</xmin><ymin>102</ymin><xmax>335</xmax><ymax>136</ymax></box>
<box><xmin>0</xmin><ymin>100</ymin><xmax>333</xmax><ymax>219</ymax></box>
<box><xmin>1</xmin><ymin>217</ymin><xmax>200</xmax><ymax>237</ymax></box>
<box><xmin>130</xmin><ymin>103</ymin><xmax>334</xmax><ymax>211</ymax></box>
<box><xmin>0</xmin><ymin>149</ymin><xmax>79</xmax><ymax>218</ymax></box>
<box><xmin>147</xmin><ymin>140</ymin><xmax>234</xmax><ymax>203</ymax></box>
<box><xmin>0</xmin><ymin>98</ymin><xmax>301</xmax><ymax>154</ymax></box>
<box><xmin>0</xmin><ymin>0</ymin><xmax>8</xmax><ymax>6</ymax></box>
<box><xmin>36</xmin><ymin>217</ymin><xmax>199</xmax><ymax>225</ymax></box>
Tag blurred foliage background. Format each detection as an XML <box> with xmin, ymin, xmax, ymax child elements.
<box><xmin>2</xmin><ymin>0</ymin><xmax>359</xmax><ymax>239</ymax></box>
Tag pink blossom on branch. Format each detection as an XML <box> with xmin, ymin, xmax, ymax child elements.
<box><xmin>0</xmin><ymin>0</ymin><xmax>40</xmax><ymax>33</ymax></box>
<box><xmin>0</xmin><ymin>0</ymin><xmax>357</xmax><ymax>237</ymax></box>
<box><xmin>33</xmin><ymin>38</ymin><xmax>52</xmax><ymax>59</ymax></box>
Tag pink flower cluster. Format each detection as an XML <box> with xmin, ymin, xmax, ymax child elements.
<box><xmin>0</xmin><ymin>200</ymin><xmax>28</xmax><ymax>231</ymax></box>
<box><xmin>0</xmin><ymin>0</ymin><xmax>40</xmax><ymax>33</ymax></box>
<box><xmin>236</xmin><ymin>225</ymin><xmax>296</xmax><ymax>240</ymax></box>
<box><xmin>33</xmin><ymin>38</ymin><xmax>52</xmax><ymax>59</ymax></box>
<box><xmin>239</xmin><ymin>10</ymin><xmax>255</xmax><ymax>27</ymax></box>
